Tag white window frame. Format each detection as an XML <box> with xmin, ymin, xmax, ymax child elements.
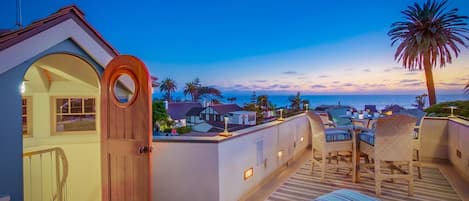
<box><xmin>51</xmin><ymin>96</ymin><xmax>97</xmax><ymax>135</ymax></box>
<box><xmin>22</xmin><ymin>96</ymin><xmax>33</xmax><ymax>137</ymax></box>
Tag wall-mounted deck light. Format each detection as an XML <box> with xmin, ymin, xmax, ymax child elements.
<box><xmin>244</xmin><ymin>167</ymin><xmax>253</xmax><ymax>180</ymax></box>
<box><xmin>278</xmin><ymin>109</ymin><xmax>284</xmax><ymax>121</ymax></box>
<box><xmin>219</xmin><ymin>116</ymin><xmax>232</xmax><ymax>137</ymax></box>
<box><xmin>20</xmin><ymin>81</ymin><xmax>26</xmax><ymax>94</ymax></box>
<box><xmin>447</xmin><ymin>106</ymin><xmax>457</xmax><ymax>117</ymax></box>
<box><xmin>277</xmin><ymin>150</ymin><xmax>283</xmax><ymax>158</ymax></box>
<box><xmin>300</xmin><ymin>136</ymin><xmax>304</xmax><ymax>142</ymax></box>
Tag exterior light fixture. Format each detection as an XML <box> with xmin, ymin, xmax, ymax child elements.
<box><xmin>244</xmin><ymin>167</ymin><xmax>254</xmax><ymax>180</ymax></box>
<box><xmin>300</xmin><ymin>136</ymin><xmax>304</xmax><ymax>142</ymax></box>
<box><xmin>277</xmin><ymin>150</ymin><xmax>283</xmax><ymax>158</ymax></box>
<box><xmin>20</xmin><ymin>81</ymin><xmax>26</xmax><ymax>94</ymax></box>
<box><xmin>219</xmin><ymin>116</ymin><xmax>232</xmax><ymax>137</ymax></box>
<box><xmin>305</xmin><ymin>103</ymin><xmax>309</xmax><ymax>112</ymax></box>
<box><xmin>447</xmin><ymin>106</ymin><xmax>458</xmax><ymax>117</ymax></box>
<box><xmin>278</xmin><ymin>109</ymin><xmax>284</xmax><ymax>121</ymax></box>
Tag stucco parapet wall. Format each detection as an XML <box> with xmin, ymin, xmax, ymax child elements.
<box><xmin>153</xmin><ymin>113</ymin><xmax>307</xmax><ymax>143</ymax></box>
<box><xmin>448</xmin><ymin>117</ymin><xmax>469</xmax><ymax>127</ymax></box>
<box><xmin>424</xmin><ymin>116</ymin><xmax>469</xmax><ymax>127</ymax></box>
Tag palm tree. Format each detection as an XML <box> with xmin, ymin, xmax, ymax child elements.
<box><xmin>289</xmin><ymin>92</ymin><xmax>301</xmax><ymax>111</ymax></box>
<box><xmin>257</xmin><ymin>95</ymin><xmax>269</xmax><ymax>110</ymax></box>
<box><xmin>184</xmin><ymin>82</ymin><xmax>198</xmax><ymax>101</ymax></box>
<box><xmin>388</xmin><ymin>0</ymin><xmax>469</xmax><ymax>106</ymax></box>
<box><xmin>159</xmin><ymin>78</ymin><xmax>177</xmax><ymax>102</ymax></box>
<box><xmin>465</xmin><ymin>82</ymin><xmax>469</xmax><ymax>93</ymax></box>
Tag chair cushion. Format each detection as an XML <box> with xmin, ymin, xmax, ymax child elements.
<box><xmin>325</xmin><ymin>129</ymin><xmax>352</xmax><ymax>142</ymax></box>
<box><xmin>314</xmin><ymin>189</ymin><xmax>380</xmax><ymax>201</ymax></box>
<box><xmin>359</xmin><ymin>131</ymin><xmax>375</xmax><ymax>145</ymax></box>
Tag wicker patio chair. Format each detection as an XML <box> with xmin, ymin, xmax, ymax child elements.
<box><xmin>397</xmin><ymin>109</ymin><xmax>426</xmax><ymax>179</ymax></box>
<box><xmin>359</xmin><ymin>114</ymin><xmax>417</xmax><ymax>196</ymax></box>
<box><xmin>307</xmin><ymin>111</ymin><xmax>355</xmax><ymax>182</ymax></box>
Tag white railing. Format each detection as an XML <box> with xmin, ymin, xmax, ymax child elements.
<box><xmin>23</xmin><ymin>147</ymin><xmax>69</xmax><ymax>201</ymax></box>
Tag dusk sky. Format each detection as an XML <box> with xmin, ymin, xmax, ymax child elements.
<box><xmin>1</xmin><ymin>0</ymin><xmax>469</xmax><ymax>95</ymax></box>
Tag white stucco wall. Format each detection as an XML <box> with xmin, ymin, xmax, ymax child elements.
<box><xmin>420</xmin><ymin>117</ymin><xmax>449</xmax><ymax>160</ymax></box>
<box><xmin>217</xmin><ymin>115</ymin><xmax>310</xmax><ymax>201</ymax></box>
<box><xmin>448</xmin><ymin>118</ymin><xmax>469</xmax><ymax>181</ymax></box>
<box><xmin>152</xmin><ymin>142</ymin><xmax>219</xmax><ymax>201</ymax></box>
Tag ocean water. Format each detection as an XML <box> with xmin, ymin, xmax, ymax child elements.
<box><xmin>153</xmin><ymin>93</ymin><xmax>468</xmax><ymax>110</ymax></box>
<box><xmin>226</xmin><ymin>94</ymin><xmax>469</xmax><ymax>110</ymax></box>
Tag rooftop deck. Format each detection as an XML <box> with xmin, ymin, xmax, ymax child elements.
<box><xmin>244</xmin><ymin>149</ymin><xmax>469</xmax><ymax>201</ymax></box>
<box><xmin>152</xmin><ymin>114</ymin><xmax>469</xmax><ymax>201</ymax></box>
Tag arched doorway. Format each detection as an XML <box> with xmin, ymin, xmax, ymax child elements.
<box><xmin>21</xmin><ymin>53</ymin><xmax>102</xmax><ymax>201</ymax></box>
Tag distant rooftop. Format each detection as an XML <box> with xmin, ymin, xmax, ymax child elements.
<box><xmin>209</xmin><ymin>104</ymin><xmax>243</xmax><ymax>114</ymax></box>
<box><xmin>167</xmin><ymin>102</ymin><xmax>202</xmax><ymax>120</ymax></box>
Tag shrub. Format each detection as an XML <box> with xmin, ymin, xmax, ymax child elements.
<box><xmin>176</xmin><ymin>126</ymin><xmax>192</xmax><ymax>135</ymax></box>
<box><xmin>425</xmin><ymin>100</ymin><xmax>469</xmax><ymax>118</ymax></box>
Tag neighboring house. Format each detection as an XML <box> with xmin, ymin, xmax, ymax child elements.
<box><xmin>200</xmin><ymin>104</ymin><xmax>243</xmax><ymax>122</ymax></box>
<box><xmin>186</xmin><ymin>107</ymin><xmax>205</xmax><ymax>126</ymax></box>
<box><xmin>167</xmin><ymin>102</ymin><xmax>202</xmax><ymax>127</ymax></box>
<box><xmin>228</xmin><ymin>111</ymin><xmax>256</xmax><ymax>125</ymax></box>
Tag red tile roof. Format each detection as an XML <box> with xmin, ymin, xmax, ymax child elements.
<box><xmin>0</xmin><ymin>5</ymin><xmax>119</xmax><ymax>56</ymax></box>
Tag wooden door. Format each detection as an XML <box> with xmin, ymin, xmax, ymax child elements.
<box><xmin>101</xmin><ymin>55</ymin><xmax>152</xmax><ymax>201</ymax></box>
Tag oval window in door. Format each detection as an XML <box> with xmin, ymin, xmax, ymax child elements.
<box><xmin>113</xmin><ymin>73</ymin><xmax>137</xmax><ymax>105</ymax></box>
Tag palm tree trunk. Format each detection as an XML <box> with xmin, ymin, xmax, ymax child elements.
<box><xmin>424</xmin><ymin>53</ymin><xmax>436</xmax><ymax>106</ymax></box>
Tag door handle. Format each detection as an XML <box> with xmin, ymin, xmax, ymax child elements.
<box><xmin>138</xmin><ymin>146</ymin><xmax>152</xmax><ymax>154</ymax></box>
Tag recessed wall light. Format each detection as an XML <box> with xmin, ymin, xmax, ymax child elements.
<box><xmin>244</xmin><ymin>167</ymin><xmax>253</xmax><ymax>180</ymax></box>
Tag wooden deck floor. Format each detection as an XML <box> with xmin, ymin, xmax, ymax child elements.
<box><xmin>243</xmin><ymin>149</ymin><xmax>469</xmax><ymax>201</ymax></box>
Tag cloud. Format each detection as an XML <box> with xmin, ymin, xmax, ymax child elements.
<box><xmin>438</xmin><ymin>82</ymin><xmax>465</xmax><ymax>87</ymax></box>
<box><xmin>363</xmin><ymin>69</ymin><xmax>371</xmax><ymax>73</ymax></box>
<box><xmin>267</xmin><ymin>84</ymin><xmax>290</xmax><ymax>89</ymax></box>
<box><xmin>400</xmin><ymin>79</ymin><xmax>420</xmax><ymax>83</ymax></box>
<box><xmin>403</xmin><ymin>72</ymin><xmax>418</xmax><ymax>76</ymax></box>
<box><xmin>345</xmin><ymin>68</ymin><xmax>354</xmax><ymax>71</ymax></box>
<box><xmin>252</xmin><ymin>80</ymin><xmax>267</xmax><ymax>83</ymax></box>
<box><xmin>332</xmin><ymin>81</ymin><xmax>340</xmax><ymax>84</ymax></box>
<box><xmin>283</xmin><ymin>71</ymin><xmax>298</xmax><ymax>75</ymax></box>
<box><xmin>310</xmin><ymin>84</ymin><xmax>326</xmax><ymax>89</ymax></box>
<box><xmin>366</xmin><ymin>84</ymin><xmax>386</xmax><ymax>88</ymax></box>
<box><xmin>401</xmin><ymin>82</ymin><xmax>424</xmax><ymax>87</ymax></box>
<box><xmin>342</xmin><ymin>83</ymin><xmax>356</xmax><ymax>87</ymax></box>
<box><xmin>298</xmin><ymin>76</ymin><xmax>309</xmax><ymax>80</ymax></box>
<box><xmin>318</xmin><ymin>75</ymin><xmax>329</xmax><ymax>78</ymax></box>
<box><xmin>383</xmin><ymin>66</ymin><xmax>403</xmax><ymax>72</ymax></box>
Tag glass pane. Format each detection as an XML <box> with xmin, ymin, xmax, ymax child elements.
<box><xmin>71</xmin><ymin>98</ymin><xmax>82</xmax><ymax>113</ymax></box>
<box><xmin>113</xmin><ymin>74</ymin><xmax>135</xmax><ymax>104</ymax></box>
<box><xmin>22</xmin><ymin>117</ymin><xmax>27</xmax><ymax>135</ymax></box>
<box><xmin>84</xmin><ymin>98</ymin><xmax>95</xmax><ymax>113</ymax></box>
<box><xmin>56</xmin><ymin>98</ymin><xmax>69</xmax><ymax>114</ymax></box>
<box><xmin>56</xmin><ymin>114</ymin><xmax>96</xmax><ymax>132</ymax></box>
